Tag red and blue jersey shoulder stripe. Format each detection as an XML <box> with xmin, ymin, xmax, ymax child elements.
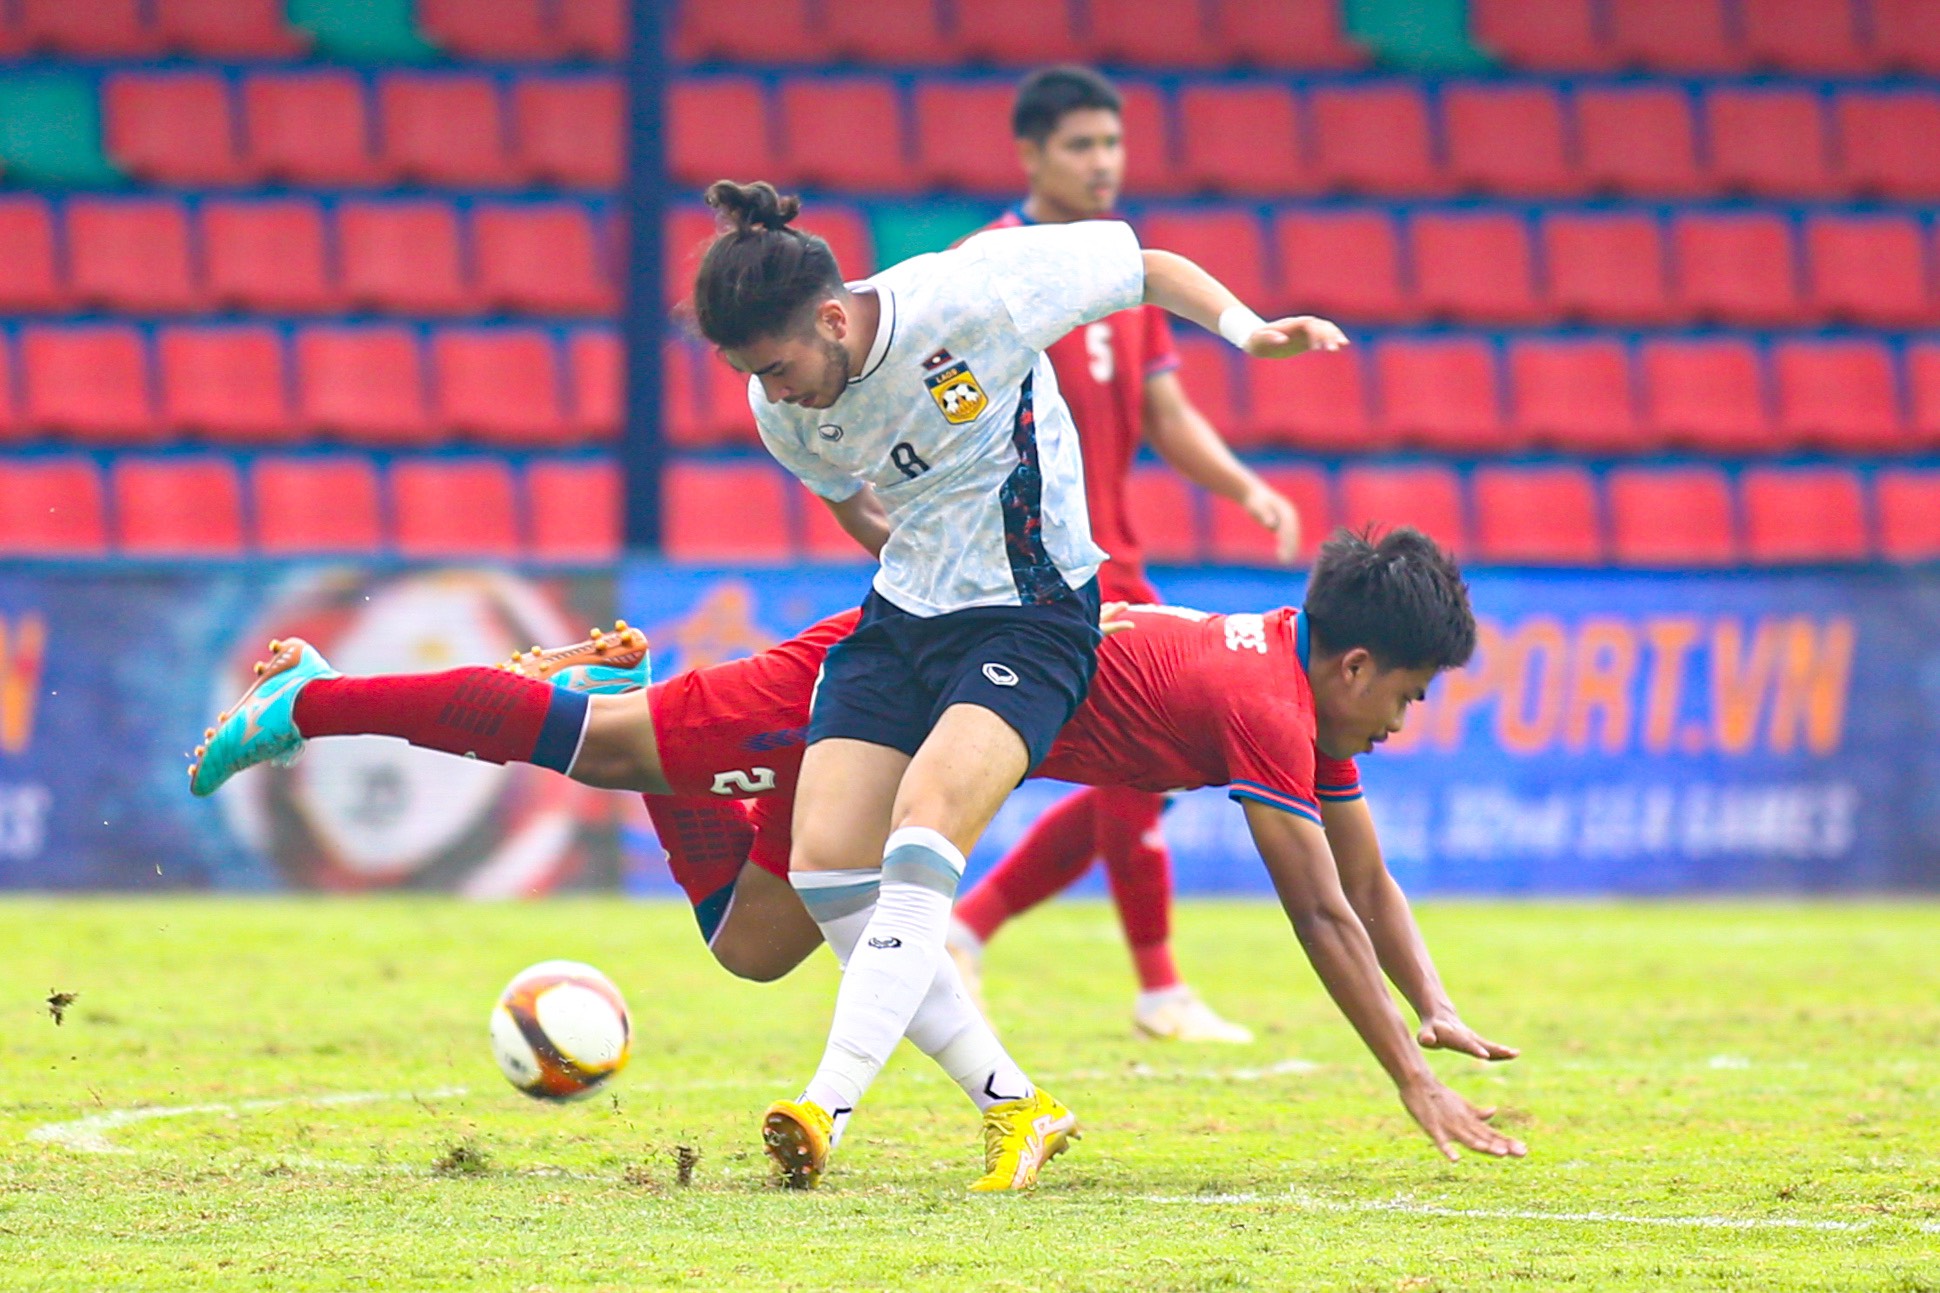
<box><xmin>1227</xmin><ymin>779</ymin><xmax>1323</xmax><ymax>825</ymax></box>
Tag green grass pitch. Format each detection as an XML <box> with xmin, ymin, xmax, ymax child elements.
<box><xmin>3</xmin><ymin>896</ymin><xmax>1937</xmax><ymax>1291</ymax></box>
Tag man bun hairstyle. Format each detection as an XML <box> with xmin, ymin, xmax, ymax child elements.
<box><xmin>693</xmin><ymin>180</ymin><xmax>844</xmax><ymax>350</ymax></box>
<box><xmin>1012</xmin><ymin>65</ymin><xmax>1122</xmax><ymax>143</ymax></box>
<box><xmin>1303</xmin><ymin>526</ymin><xmax>1477</xmax><ymax>672</ymax></box>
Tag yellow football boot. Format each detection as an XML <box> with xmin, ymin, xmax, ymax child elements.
<box><xmin>762</xmin><ymin>1098</ymin><xmax>834</xmax><ymax>1190</ymax></box>
<box><xmin>968</xmin><ymin>1088</ymin><xmax>1078</xmax><ymax>1192</ymax></box>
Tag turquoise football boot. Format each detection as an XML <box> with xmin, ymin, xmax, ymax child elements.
<box><xmin>188</xmin><ymin>637</ymin><xmax>339</xmax><ymax>797</ymax></box>
<box><xmin>503</xmin><ymin>622</ymin><xmax>652</xmax><ymax>695</ymax></box>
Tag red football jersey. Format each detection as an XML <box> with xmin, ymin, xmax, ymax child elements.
<box><xmin>985</xmin><ymin>206</ymin><xmax>1178</xmax><ymax>592</ymax></box>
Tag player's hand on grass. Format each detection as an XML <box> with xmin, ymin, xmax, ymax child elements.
<box><xmin>1242</xmin><ymin>483</ymin><xmax>1302</xmax><ymax>564</ymax></box>
<box><xmin>1241</xmin><ymin>315</ymin><xmax>1349</xmax><ymax>360</ymax></box>
<box><xmin>1099</xmin><ymin>601</ymin><xmax>1138</xmax><ymax>637</ymax></box>
<box><xmin>1417</xmin><ymin>1012</ymin><xmax>1520</xmax><ymax>1062</ymax></box>
<box><xmin>1400</xmin><ymin>1077</ymin><xmax>1527</xmax><ymax>1162</ymax></box>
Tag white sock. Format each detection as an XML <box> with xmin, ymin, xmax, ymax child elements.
<box><xmin>1137</xmin><ymin>984</ymin><xmax>1194</xmax><ymax>1013</ymax></box>
<box><xmin>799</xmin><ymin>827</ymin><xmax>965</xmax><ymax>1114</ymax></box>
<box><xmin>790</xmin><ymin>868</ymin><xmax>884</xmax><ymax>1146</ymax></box>
<box><xmin>904</xmin><ymin>954</ymin><xmax>1033</xmax><ymax>1112</ymax></box>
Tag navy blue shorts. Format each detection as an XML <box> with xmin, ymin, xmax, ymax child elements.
<box><xmin>806</xmin><ymin>580</ymin><xmax>1102</xmax><ymax>774</ymax></box>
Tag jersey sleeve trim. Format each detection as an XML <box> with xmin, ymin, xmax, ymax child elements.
<box><xmin>1315</xmin><ymin>771</ymin><xmax>1364</xmax><ymax>802</ymax></box>
<box><xmin>1143</xmin><ymin>354</ymin><xmax>1181</xmax><ymax>379</ymax></box>
<box><xmin>1228</xmin><ymin>780</ymin><xmax>1323</xmax><ymax>825</ymax></box>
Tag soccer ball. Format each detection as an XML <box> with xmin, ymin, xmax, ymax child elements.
<box><xmin>489</xmin><ymin>960</ymin><xmax>632</xmax><ymax>1100</ymax></box>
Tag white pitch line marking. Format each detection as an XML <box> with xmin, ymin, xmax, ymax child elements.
<box><xmin>28</xmin><ymin>1086</ymin><xmax>470</xmax><ymax>1155</ymax></box>
<box><xmin>1138</xmin><ymin>1187</ymin><xmax>1919</xmax><ymax>1234</ymax></box>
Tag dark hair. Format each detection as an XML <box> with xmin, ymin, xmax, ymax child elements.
<box><xmin>693</xmin><ymin>180</ymin><xmax>845</xmax><ymax>349</ymax></box>
<box><xmin>1303</xmin><ymin>527</ymin><xmax>1476</xmax><ymax>672</ymax></box>
<box><xmin>1012</xmin><ymin>65</ymin><xmax>1122</xmax><ymax>143</ymax></box>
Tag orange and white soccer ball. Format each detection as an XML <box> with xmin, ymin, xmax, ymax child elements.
<box><xmin>489</xmin><ymin>960</ymin><xmax>632</xmax><ymax>1100</ymax></box>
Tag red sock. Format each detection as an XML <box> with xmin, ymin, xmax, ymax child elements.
<box><xmin>643</xmin><ymin>795</ymin><xmax>753</xmax><ymax>939</ymax></box>
<box><xmin>291</xmin><ymin>669</ymin><xmax>590</xmax><ymax>773</ymax></box>
<box><xmin>1096</xmin><ymin>788</ymin><xmax>1180</xmax><ymax>992</ymax></box>
<box><xmin>954</xmin><ymin>786</ymin><xmax>1102</xmax><ymax>942</ymax></box>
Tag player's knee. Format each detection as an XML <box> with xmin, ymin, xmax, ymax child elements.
<box><xmin>710</xmin><ymin>938</ymin><xmax>802</xmax><ymax>983</ymax></box>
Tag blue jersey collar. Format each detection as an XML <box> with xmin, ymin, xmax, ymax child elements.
<box><xmin>1294</xmin><ymin>609</ymin><xmax>1311</xmax><ymax>675</ymax></box>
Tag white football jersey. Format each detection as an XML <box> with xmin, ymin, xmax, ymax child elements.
<box><xmin>751</xmin><ymin>220</ymin><xmax>1146</xmax><ymax>616</ymax></box>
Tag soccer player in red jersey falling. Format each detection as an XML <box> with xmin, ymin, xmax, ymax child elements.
<box><xmin>953</xmin><ymin>67</ymin><xmax>1310</xmax><ymax>1042</ymax></box>
<box><xmin>189</xmin><ymin>528</ymin><xmax>1524</xmax><ymax>1167</ymax></box>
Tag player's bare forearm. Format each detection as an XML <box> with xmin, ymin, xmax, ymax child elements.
<box><xmin>1144</xmin><ymin>371</ymin><xmax>1261</xmax><ymax>502</ymax></box>
<box><xmin>1140</xmin><ymin>250</ymin><xmax>1348</xmax><ymax>359</ymax></box>
<box><xmin>823</xmin><ymin>486</ymin><xmax>889</xmax><ymax>557</ymax></box>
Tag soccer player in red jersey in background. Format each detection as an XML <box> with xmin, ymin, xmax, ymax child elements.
<box><xmin>950</xmin><ymin>67</ymin><xmax>1309</xmax><ymax>1043</ymax></box>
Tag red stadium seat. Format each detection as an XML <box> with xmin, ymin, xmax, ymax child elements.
<box><xmin>512</xmin><ymin>77</ymin><xmax>621</xmax><ymax>189</ymax></box>
<box><xmin>674</xmin><ymin>0</ymin><xmax>816</xmax><ymax>62</ymax></box>
<box><xmin>1874</xmin><ymin>0</ymin><xmax>1940</xmax><ymax>75</ymax></box>
<box><xmin>1804</xmin><ymin>214</ymin><xmax>1933</xmax><ymax>328</ymax></box>
<box><xmin>1834</xmin><ymin>91</ymin><xmax>1940</xmax><ymax>201</ymax></box>
<box><xmin>1670</xmin><ymin>211</ymin><xmax>1801</xmax><ymax>326</ymax></box>
<box><xmin>1116</xmin><ymin>83</ymin><xmax>1179</xmax><ymax>197</ymax></box>
<box><xmin>1741</xmin><ymin>0</ymin><xmax>1871</xmax><ymax>74</ymax></box>
<box><xmin>0</xmin><ymin>197</ymin><xmax>64</xmax><ymax>312</ymax></box>
<box><xmin>20</xmin><ymin>325</ymin><xmax>159</xmax><ymax>443</ymax></box>
<box><xmin>17</xmin><ymin>0</ymin><xmax>158</xmax><ymax>54</ymax></box>
<box><xmin>1640</xmin><ymin>338</ymin><xmax>1775</xmax><ymax>454</ymax></box>
<box><xmin>1911</xmin><ymin>343</ymin><xmax>1940</xmax><ymax>445</ymax></box>
<box><xmin>65</xmin><ymin>198</ymin><xmax>202</xmax><ymax>314</ymax></box>
<box><xmin>661</xmin><ymin>342</ymin><xmax>703</xmax><ymax>446</ymax></box>
<box><xmin>1273</xmin><ymin>208</ymin><xmax>1409</xmax><ymax>322</ymax></box>
<box><xmin>1607</xmin><ymin>0</ymin><xmax>1746</xmax><ymax>71</ymax></box>
<box><xmin>528</xmin><ymin>459</ymin><xmax>620</xmax><ymax>562</ymax></box>
<box><xmin>664</xmin><ymin>206</ymin><xmax>719</xmax><ymax>308</ymax></box>
<box><xmin>201</xmin><ymin>198</ymin><xmax>338</xmax><ymax>314</ymax></box>
<box><xmin>157</xmin><ymin>325</ymin><xmax>295</xmax><ymax>444</ymax></box>
<box><xmin>1575</xmin><ymin>86</ymin><xmax>1704</xmax><ymax>196</ymax></box>
<box><xmin>1875</xmin><ymin>470</ymin><xmax>1940</xmax><ymax>561</ymax></box>
<box><xmin>1607</xmin><ymin>467</ymin><xmax>1737</xmax><ymax>566</ymax></box>
<box><xmin>337</xmin><ymin>200</ymin><xmax>475</xmax><ymax>316</ymax></box>
<box><xmin>1309</xmin><ymin>84</ymin><xmax>1439</xmax><ymax>196</ymax></box>
<box><xmin>378</xmin><ymin>74</ymin><xmax>517</xmax><ymax>188</ymax></box>
<box><xmin>801</xmin><ymin>481</ymin><xmax>870</xmax><ymax>559</ymax></box>
<box><xmin>1506</xmin><ymin>338</ymin><xmax>1646</xmax><ymax>454</ymax></box>
<box><xmin>1471</xmin><ymin>466</ymin><xmax>1602</xmax><ymax>564</ymax></box>
<box><xmin>1140</xmin><ymin>211</ymin><xmax>1270</xmax><ymax>315</ymax></box>
<box><xmin>1704</xmin><ymin>87</ymin><xmax>1837</xmax><ymax>199</ymax></box>
<box><xmin>1176</xmin><ymin>84</ymin><xmax>1309</xmax><ymax>197</ymax></box>
<box><xmin>1089</xmin><ymin>0</ymin><xmax>1222</xmax><ymax>68</ymax></box>
<box><xmin>113</xmin><ymin>457</ymin><xmax>245</xmax><ymax>556</ymax></box>
<box><xmin>1441</xmin><ymin>83</ymin><xmax>1578</xmax><ymax>197</ymax></box>
<box><xmin>797</xmin><ymin>203</ymin><xmax>875</xmax><ymax>278</ymax></box>
<box><xmin>473</xmin><ymin>203</ymin><xmax>614</xmax><ymax>316</ymax></box>
<box><xmin>242</xmin><ymin>72</ymin><xmax>381</xmax><ymax>187</ymax></box>
<box><xmin>784</xmin><ymin>78</ymin><xmax>909</xmax><ymax>192</ymax></box>
<box><xmin>1211</xmin><ymin>0</ymin><xmax>1364</xmax><ymax>69</ymax></box>
<box><xmin>1338</xmin><ymin>465</ymin><xmax>1467</xmax><ymax>554</ymax></box>
<box><xmin>1469</xmin><ymin>0</ymin><xmax>1615</xmax><ymax>70</ymax></box>
<box><xmin>102</xmin><ymin>71</ymin><xmax>247</xmax><ymax>187</ymax></box>
<box><xmin>418</xmin><ymin>0</ymin><xmax>553</xmax><ymax>59</ymax></box>
<box><xmin>1122</xmin><ymin>467</ymin><xmax>1201</xmax><ymax>564</ymax></box>
<box><xmin>697</xmin><ymin>352</ymin><xmax>761</xmax><ymax>446</ymax></box>
<box><xmin>569</xmin><ymin>330</ymin><xmax>622</xmax><ymax>439</ymax></box>
<box><xmin>951</xmin><ymin>0</ymin><xmax>1083</xmax><ymax>64</ymax></box>
<box><xmin>662</xmin><ymin>461</ymin><xmax>792</xmax><ymax>562</ymax></box>
<box><xmin>294</xmin><ymin>326</ymin><xmax>436</xmax><ymax>445</ymax></box>
<box><xmin>555</xmin><ymin>0</ymin><xmax>624</xmax><ymax>57</ymax></box>
<box><xmin>1409</xmin><ymin>210</ymin><xmax>1542</xmax><ymax>324</ymax></box>
<box><xmin>1170</xmin><ymin>334</ymin><xmax>1242</xmax><ymax>441</ymax></box>
<box><xmin>0</xmin><ymin>458</ymin><xmax>107</xmax><ymax>555</ymax></box>
<box><xmin>0</xmin><ymin>339</ymin><xmax>15</xmax><ymax>442</ymax></box>
<box><xmin>1210</xmin><ymin>465</ymin><xmax>1330</xmax><ymax>564</ymax></box>
<box><xmin>1541</xmin><ymin>211</ymin><xmax>1674</xmax><ymax>325</ymax></box>
<box><xmin>251</xmin><ymin>456</ymin><xmax>384</xmax><ymax>555</ymax></box>
<box><xmin>669</xmin><ymin>77</ymin><xmax>774</xmax><ymax>189</ymax></box>
<box><xmin>1242</xmin><ymin>348</ymin><xmax>1377</xmax><ymax>452</ymax></box>
<box><xmin>821</xmin><ymin>0</ymin><xmax>950</xmax><ymax>62</ymax></box>
<box><xmin>1376</xmin><ymin>337</ymin><xmax>1506</xmax><ymax>453</ymax></box>
<box><xmin>391</xmin><ymin>458</ymin><xmax>520</xmax><ymax>559</ymax></box>
<box><xmin>913</xmin><ymin>82</ymin><xmax>1020</xmax><ymax>194</ymax></box>
<box><xmin>1772</xmin><ymin>339</ymin><xmax>1903</xmax><ymax>453</ymax></box>
<box><xmin>430</xmin><ymin>329</ymin><xmax>570</xmax><ymax>446</ymax></box>
<box><xmin>155</xmin><ymin>0</ymin><xmax>308</xmax><ymax>56</ymax></box>
<box><xmin>1741</xmin><ymin>468</ymin><xmax>1868</xmax><ymax>564</ymax></box>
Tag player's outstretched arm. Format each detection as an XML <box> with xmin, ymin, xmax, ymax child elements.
<box><xmin>1140</xmin><ymin>249</ymin><xmax>1348</xmax><ymax>360</ymax></box>
<box><xmin>1243</xmin><ymin>800</ymin><xmax>1525</xmax><ymax>1162</ymax></box>
<box><xmin>820</xmin><ymin>485</ymin><xmax>890</xmax><ymax>558</ymax></box>
<box><xmin>1322</xmin><ymin>797</ymin><xmax>1518</xmax><ymax>1063</ymax></box>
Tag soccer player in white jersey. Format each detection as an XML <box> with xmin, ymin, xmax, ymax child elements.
<box><xmin>689</xmin><ymin>179</ymin><xmax>1347</xmax><ymax>1190</ymax></box>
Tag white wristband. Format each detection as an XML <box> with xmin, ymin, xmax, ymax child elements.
<box><xmin>1217</xmin><ymin>304</ymin><xmax>1266</xmax><ymax>350</ymax></box>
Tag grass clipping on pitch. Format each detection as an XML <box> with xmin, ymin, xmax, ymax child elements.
<box><xmin>3</xmin><ymin>896</ymin><xmax>1937</xmax><ymax>1291</ymax></box>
